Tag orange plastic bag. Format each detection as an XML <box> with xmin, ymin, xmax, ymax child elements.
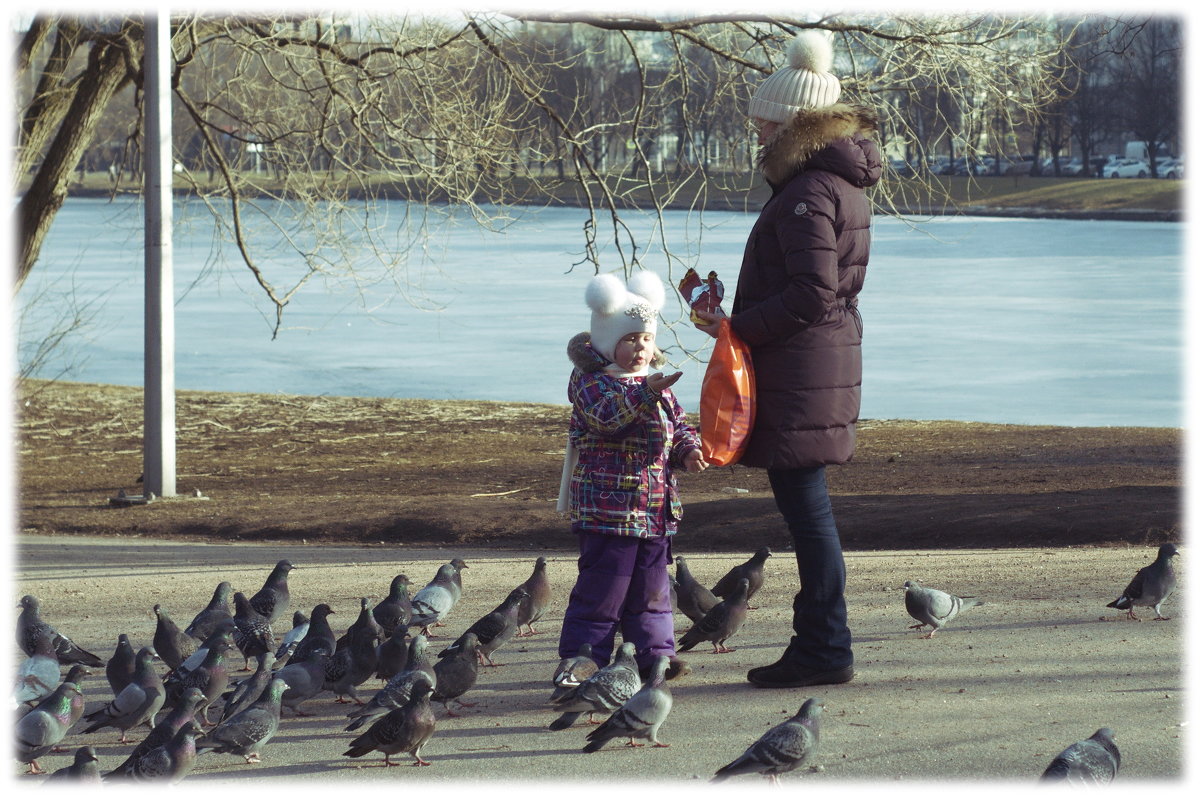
<box><xmin>700</xmin><ymin>318</ymin><xmax>755</xmax><ymax>466</ymax></box>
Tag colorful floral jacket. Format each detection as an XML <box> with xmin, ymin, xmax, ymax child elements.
<box><xmin>564</xmin><ymin>332</ymin><xmax>702</xmax><ymax>537</ymax></box>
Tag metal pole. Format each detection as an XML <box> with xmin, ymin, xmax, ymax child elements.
<box><xmin>143</xmin><ymin>13</ymin><xmax>176</xmax><ymax>498</ymax></box>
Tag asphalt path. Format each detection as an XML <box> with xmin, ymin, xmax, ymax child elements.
<box><xmin>9</xmin><ymin>535</ymin><xmax>1190</xmax><ymax>791</ymax></box>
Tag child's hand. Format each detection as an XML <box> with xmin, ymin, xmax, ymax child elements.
<box><xmin>684</xmin><ymin>449</ymin><xmax>708</xmax><ymax>473</ymax></box>
<box><xmin>646</xmin><ymin>371</ymin><xmax>683</xmax><ymax>393</ymax></box>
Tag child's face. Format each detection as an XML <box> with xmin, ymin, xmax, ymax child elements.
<box><xmin>613</xmin><ymin>331</ymin><xmax>655</xmax><ymax>372</ymax></box>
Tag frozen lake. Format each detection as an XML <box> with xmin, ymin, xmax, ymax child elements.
<box><xmin>15</xmin><ymin>196</ymin><xmax>1185</xmax><ymax>427</ymax></box>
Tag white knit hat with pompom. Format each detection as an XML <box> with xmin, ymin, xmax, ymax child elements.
<box><xmin>748</xmin><ymin>30</ymin><xmax>842</xmax><ymax>123</ymax></box>
<box><xmin>585</xmin><ymin>271</ymin><xmax>666</xmax><ymax>363</ymax></box>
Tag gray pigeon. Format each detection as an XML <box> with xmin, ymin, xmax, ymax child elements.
<box><xmin>551</xmin><ymin>642</ymin><xmax>600</xmax><ymax>702</ymax></box>
<box><xmin>231</xmin><ymin>591</ymin><xmax>276</xmax><ymax>670</ymax></box>
<box><xmin>153</xmin><ymin>604</ymin><xmax>197</xmax><ymax>672</ymax></box>
<box><xmin>248</xmin><ymin>559</ymin><xmax>295</xmax><ymax>626</ymax></box>
<box><xmin>106</xmin><ymin>687</ymin><xmax>206</xmax><ymax>779</ymax></box>
<box><xmin>122</xmin><ymin>724</ymin><xmax>198</xmax><ymax>782</ymax></box>
<box><xmin>346</xmin><ymin>635</ymin><xmax>436</xmax><ymax>731</ymax></box>
<box><xmin>675</xmin><ymin>555</ymin><xmax>720</xmax><ymax>623</ymax></box>
<box><xmin>46</xmin><ymin>745</ymin><xmax>101</xmax><ymax>782</ymax></box>
<box><xmin>373</xmin><ymin>574</ymin><xmax>413</xmax><ymax>637</ymax></box>
<box><xmin>711</xmin><ymin>697</ymin><xmax>824</xmax><ymax>783</ymax></box>
<box><xmin>105</xmin><ymin>633</ymin><xmax>138</xmax><ymax>696</ymax></box>
<box><xmin>13</xmin><ymin>631</ymin><xmax>59</xmax><ymax>707</ymax></box>
<box><xmin>515</xmin><ymin>557</ymin><xmax>551</xmax><ymax>637</ymax></box>
<box><xmin>337</xmin><ymin>597</ymin><xmax>385</xmax><ymax>651</ymax></box>
<box><xmin>1041</xmin><ymin>727</ymin><xmax>1121</xmax><ymax>784</ymax></box>
<box><xmin>16</xmin><ymin>680</ymin><xmax>83</xmax><ymax>774</ymax></box>
<box><xmin>904</xmin><ymin>579</ymin><xmax>984</xmax><ymax>637</ymax></box>
<box><xmin>82</xmin><ymin>646</ymin><xmax>166</xmax><ymax>743</ymax></box>
<box><xmin>197</xmin><ymin>676</ymin><xmax>289</xmax><ymax>764</ymax></box>
<box><xmin>583</xmin><ymin>655</ymin><xmax>673</xmax><ymax>752</ymax></box>
<box><xmin>17</xmin><ymin>594</ymin><xmax>105</xmax><ymax>667</ymax></box>
<box><xmin>273</xmin><ymin>610</ymin><xmax>309</xmax><ymax>666</ymax></box>
<box><xmin>1107</xmin><ymin>543</ymin><xmax>1180</xmax><ymax>620</ymax></box>
<box><xmin>677</xmin><ymin>577</ymin><xmax>750</xmax><ymax>654</ymax></box>
<box><xmin>220</xmin><ymin>651</ymin><xmax>276</xmax><ymax>724</ymax></box>
<box><xmin>176</xmin><ymin>619</ymin><xmax>236</xmax><ymax>675</ymax></box>
<box><xmin>288</xmin><ymin>603</ymin><xmax>337</xmax><ymax>664</ymax></box>
<box><xmin>162</xmin><ymin>629</ymin><xmax>234</xmax><ymax>725</ymax></box>
<box><xmin>375</xmin><ymin>626</ymin><xmax>411</xmax><ymax>681</ymax></box>
<box><xmin>432</xmin><ymin>633</ymin><xmax>480</xmax><ymax>716</ymax></box>
<box><xmin>549</xmin><ymin>641</ymin><xmax>641</xmax><ymax>731</ymax></box>
<box><xmin>185</xmin><ymin>581</ymin><xmax>234</xmax><ymax>640</ymax></box>
<box><xmin>410</xmin><ymin>562</ymin><xmax>465</xmax><ymax>636</ymax></box>
<box><xmin>275</xmin><ymin>649</ymin><xmax>330</xmax><ymax>716</ymax></box>
<box><xmin>440</xmin><ymin>588</ymin><xmax>526</xmax><ymax>666</ymax></box>
<box><xmin>325</xmin><ymin>620</ymin><xmax>380</xmax><ymax>704</ymax></box>
<box><xmin>343</xmin><ymin>679</ymin><xmax>437</xmax><ymax>767</ymax></box>
<box><xmin>447</xmin><ymin>557</ymin><xmax>468</xmax><ymax>601</ymax></box>
<box><xmin>61</xmin><ymin>664</ymin><xmax>91</xmax><ymax>728</ymax></box>
<box><xmin>711</xmin><ymin>547</ymin><xmax>772</xmax><ymax>606</ymax></box>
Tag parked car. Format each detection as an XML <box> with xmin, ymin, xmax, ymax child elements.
<box><xmin>1158</xmin><ymin>157</ymin><xmax>1184</xmax><ymax>179</ymax></box>
<box><xmin>1106</xmin><ymin>158</ymin><xmax>1151</xmax><ymax>178</ymax></box>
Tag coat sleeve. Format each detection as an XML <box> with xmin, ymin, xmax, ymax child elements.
<box><xmin>731</xmin><ymin>175</ymin><xmax>840</xmax><ymax>346</ymax></box>
<box><xmin>570</xmin><ymin>370</ymin><xmax>661</xmax><ymax>437</ymax></box>
<box><xmin>665</xmin><ymin>391</ymin><xmax>701</xmax><ymax>467</ymax></box>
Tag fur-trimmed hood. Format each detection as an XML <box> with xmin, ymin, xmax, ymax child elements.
<box><xmin>568</xmin><ymin>331</ymin><xmax>667</xmax><ymax>373</ymax></box>
<box><xmin>758</xmin><ymin>102</ymin><xmax>881</xmax><ymax>188</ymax></box>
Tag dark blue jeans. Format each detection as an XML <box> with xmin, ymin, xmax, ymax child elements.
<box><xmin>767</xmin><ymin>466</ymin><xmax>853</xmax><ymax>671</ymax></box>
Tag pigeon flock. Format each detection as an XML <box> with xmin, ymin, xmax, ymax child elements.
<box><xmin>12</xmin><ymin>543</ymin><xmax>1181</xmax><ymax>782</ymax></box>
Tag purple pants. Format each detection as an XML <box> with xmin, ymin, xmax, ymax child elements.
<box><xmin>558</xmin><ymin>531</ymin><xmax>675</xmax><ymax>670</ymax></box>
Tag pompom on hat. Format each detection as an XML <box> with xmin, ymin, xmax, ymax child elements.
<box><xmin>748</xmin><ymin>30</ymin><xmax>843</xmax><ymax>123</ymax></box>
<box><xmin>585</xmin><ymin>271</ymin><xmax>666</xmax><ymax>363</ymax></box>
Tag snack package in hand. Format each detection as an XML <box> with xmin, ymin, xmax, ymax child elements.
<box><xmin>677</xmin><ymin>268</ymin><xmax>725</xmax><ymax>324</ymax></box>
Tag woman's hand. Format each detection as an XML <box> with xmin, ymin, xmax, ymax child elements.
<box><xmin>684</xmin><ymin>448</ymin><xmax>708</xmax><ymax>473</ymax></box>
<box><xmin>646</xmin><ymin>371</ymin><xmax>683</xmax><ymax>393</ymax></box>
<box><xmin>692</xmin><ymin>309</ymin><xmax>724</xmax><ymax>338</ymax></box>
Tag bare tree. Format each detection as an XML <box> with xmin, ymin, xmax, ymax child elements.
<box><xmin>15</xmin><ymin>12</ymin><xmax>1080</xmax><ymax>337</ymax></box>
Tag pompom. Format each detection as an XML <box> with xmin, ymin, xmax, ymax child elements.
<box><xmin>786</xmin><ymin>30</ymin><xmax>834</xmax><ymax>73</ymax></box>
<box><xmin>626</xmin><ymin>270</ymin><xmax>666</xmax><ymax>310</ymax></box>
<box><xmin>585</xmin><ymin>273</ymin><xmax>626</xmax><ymax>314</ymax></box>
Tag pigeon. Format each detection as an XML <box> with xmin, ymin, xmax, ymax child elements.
<box><xmin>231</xmin><ymin>591</ymin><xmax>276</xmax><ymax>670</ymax></box>
<box><xmin>46</xmin><ymin>745</ymin><xmax>101</xmax><ymax>782</ymax></box>
<box><xmin>515</xmin><ymin>556</ymin><xmax>551</xmax><ymax>637</ymax></box>
<box><xmin>288</xmin><ymin>603</ymin><xmax>337</xmax><ymax>664</ymax></box>
<box><xmin>1041</xmin><ymin>727</ymin><xmax>1121</xmax><ymax>784</ymax></box>
<box><xmin>1106</xmin><ymin>542</ymin><xmax>1180</xmax><ymax>620</ymax></box>
<box><xmin>105</xmin><ymin>633</ymin><xmax>138</xmax><ymax>696</ymax></box>
<box><xmin>121</xmin><ymin>724</ymin><xmax>198</xmax><ymax>782</ymax></box>
<box><xmin>13</xmin><ymin>631</ymin><xmax>60</xmax><ymax>707</ymax></box>
<box><xmin>273</xmin><ymin>610</ymin><xmax>309</xmax><ymax>666</ymax></box>
<box><xmin>196</xmin><ymin>676</ymin><xmax>289</xmax><ymax>763</ymax></box>
<box><xmin>711</xmin><ymin>697</ymin><xmax>824</xmax><ymax>783</ymax></box>
<box><xmin>346</xmin><ymin>635</ymin><xmax>436</xmax><ymax>731</ymax></box>
<box><xmin>711</xmin><ymin>547</ymin><xmax>771</xmax><ymax>607</ymax></box>
<box><xmin>550</xmin><ymin>642</ymin><xmax>600</xmax><ymax>702</ymax></box>
<box><xmin>325</xmin><ymin>621</ymin><xmax>380</xmax><ymax>704</ymax></box>
<box><xmin>185</xmin><ymin>581</ymin><xmax>234</xmax><ymax>640</ymax></box>
<box><xmin>338</xmin><ymin>597</ymin><xmax>385</xmax><ymax>651</ymax></box>
<box><xmin>904</xmin><ymin>580</ymin><xmax>984</xmax><ymax>638</ymax></box>
<box><xmin>440</xmin><ymin>587</ymin><xmax>526</xmax><ymax>667</ymax></box>
<box><xmin>82</xmin><ymin>646</ymin><xmax>166</xmax><ymax>743</ymax></box>
<box><xmin>176</xmin><ymin>619</ymin><xmax>236</xmax><ymax>675</ymax></box>
<box><xmin>373</xmin><ymin>574</ymin><xmax>413</xmax><ymax>637</ymax></box>
<box><xmin>16</xmin><ymin>594</ymin><xmax>105</xmax><ymax>667</ymax></box>
<box><xmin>343</xmin><ymin>679</ymin><xmax>437</xmax><ymax>767</ymax></box>
<box><xmin>446</xmin><ymin>557</ymin><xmax>468</xmax><ymax>602</ymax></box>
<box><xmin>248</xmin><ymin>558</ymin><xmax>295</xmax><ymax>626</ymax></box>
<box><xmin>432</xmin><ymin>633</ymin><xmax>480</xmax><ymax>716</ymax></box>
<box><xmin>675</xmin><ymin>555</ymin><xmax>720</xmax><ymax>623</ymax></box>
<box><xmin>106</xmin><ymin>687</ymin><xmax>206</xmax><ymax>779</ymax></box>
<box><xmin>162</xmin><ymin>628</ymin><xmax>234</xmax><ymax>725</ymax></box>
<box><xmin>583</xmin><ymin>654</ymin><xmax>673</xmax><ymax>752</ymax></box>
<box><xmin>153</xmin><ymin>603</ymin><xmax>198</xmax><ymax>671</ymax></box>
<box><xmin>16</xmin><ymin>680</ymin><xmax>83</xmax><ymax>773</ymax></box>
<box><xmin>410</xmin><ymin>562</ymin><xmax>466</xmax><ymax>635</ymax></box>
<box><xmin>677</xmin><ymin>577</ymin><xmax>750</xmax><ymax>654</ymax></box>
<box><xmin>219</xmin><ymin>651</ymin><xmax>276</xmax><ymax>724</ymax></box>
<box><xmin>272</xmin><ymin>648</ymin><xmax>329</xmax><ymax>716</ymax></box>
<box><xmin>375</xmin><ymin>626</ymin><xmax>412</xmax><ymax>681</ymax></box>
<box><xmin>61</xmin><ymin>664</ymin><xmax>91</xmax><ymax>727</ymax></box>
<box><xmin>548</xmin><ymin>641</ymin><xmax>641</xmax><ymax>731</ymax></box>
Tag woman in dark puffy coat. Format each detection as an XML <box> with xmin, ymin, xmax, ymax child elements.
<box><xmin>695</xmin><ymin>30</ymin><xmax>882</xmax><ymax>688</ymax></box>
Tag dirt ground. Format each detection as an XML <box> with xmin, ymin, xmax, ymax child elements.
<box><xmin>13</xmin><ymin>380</ymin><xmax>1183</xmax><ymax>552</ymax></box>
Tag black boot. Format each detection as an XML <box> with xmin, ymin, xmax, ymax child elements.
<box><xmin>747</xmin><ymin>647</ymin><xmax>853</xmax><ymax>688</ymax></box>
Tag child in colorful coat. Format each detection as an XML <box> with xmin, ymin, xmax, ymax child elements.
<box><xmin>556</xmin><ymin>271</ymin><xmax>707</xmax><ymax>679</ymax></box>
